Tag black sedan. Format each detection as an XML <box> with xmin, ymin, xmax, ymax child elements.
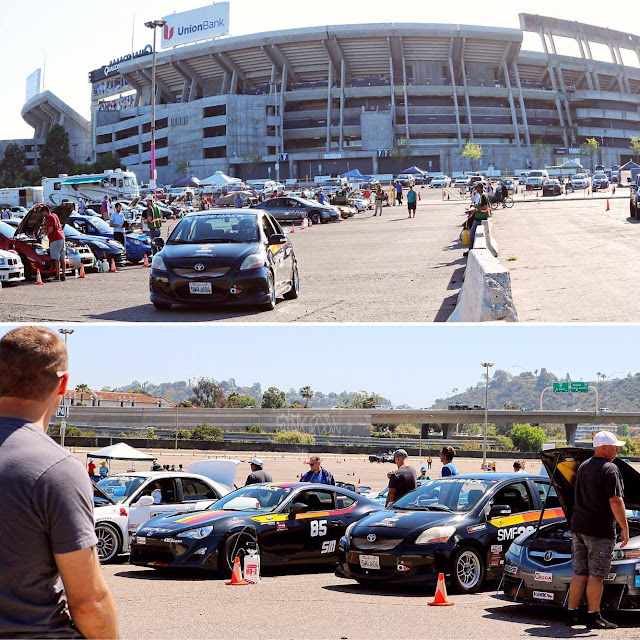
<box><xmin>252</xmin><ymin>196</ymin><xmax>339</xmax><ymax>225</ymax></box>
<box><xmin>149</xmin><ymin>210</ymin><xmax>299</xmax><ymax>311</ymax></box>
<box><xmin>336</xmin><ymin>473</ymin><xmax>563</xmax><ymax>593</ymax></box>
<box><xmin>542</xmin><ymin>179</ymin><xmax>562</xmax><ymax>196</ymax></box>
<box><xmin>130</xmin><ymin>482</ymin><xmax>383</xmax><ymax>576</ymax></box>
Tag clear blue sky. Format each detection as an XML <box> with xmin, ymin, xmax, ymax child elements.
<box><xmin>3</xmin><ymin>0</ymin><xmax>639</xmax><ymax>139</ymax></box>
<box><xmin>1</xmin><ymin>324</ymin><xmax>638</xmax><ymax>406</ymax></box>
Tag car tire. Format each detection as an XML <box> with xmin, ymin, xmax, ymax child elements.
<box><xmin>450</xmin><ymin>545</ymin><xmax>484</xmax><ymax>594</ymax></box>
<box><xmin>220</xmin><ymin>532</ymin><xmax>258</xmax><ymax>577</ymax></box>
<box><xmin>283</xmin><ymin>264</ymin><xmax>299</xmax><ymax>300</ymax></box>
<box><xmin>310</xmin><ymin>211</ymin><xmax>322</xmax><ymax>225</ymax></box>
<box><xmin>95</xmin><ymin>522</ymin><xmax>121</xmax><ymax>564</ymax></box>
<box><xmin>19</xmin><ymin>255</ymin><xmax>32</xmax><ymax>280</ymax></box>
<box><xmin>261</xmin><ymin>272</ymin><xmax>277</xmax><ymax>311</ymax></box>
<box><xmin>153</xmin><ymin>302</ymin><xmax>172</xmax><ymax>311</ymax></box>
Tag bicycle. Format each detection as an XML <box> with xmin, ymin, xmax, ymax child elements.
<box><xmin>491</xmin><ymin>196</ymin><xmax>514</xmax><ymax>210</ymax></box>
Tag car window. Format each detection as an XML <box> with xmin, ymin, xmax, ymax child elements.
<box><xmin>488</xmin><ymin>482</ymin><xmax>533</xmax><ymax>514</ymax></box>
<box><xmin>0</xmin><ymin>222</ymin><xmax>16</xmax><ymax>238</ymax></box>
<box><xmin>534</xmin><ymin>481</ymin><xmax>561</xmax><ymax>509</ymax></box>
<box><xmin>292</xmin><ymin>489</ymin><xmax>334</xmax><ymax>512</ymax></box>
<box><xmin>169</xmin><ymin>214</ymin><xmax>259</xmax><ymax>244</ymax></box>
<box><xmin>335</xmin><ymin>493</ymin><xmax>356</xmax><ymax>510</ymax></box>
<box><xmin>268</xmin><ymin>215</ymin><xmax>284</xmax><ymax>235</ymax></box>
<box><xmin>136</xmin><ymin>478</ymin><xmax>178</xmax><ymax>504</ymax></box>
<box><xmin>394</xmin><ymin>478</ymin><xmax>496</xmax><ymax>512</ymax></box>
<box><xmin>97</xmin><ymin>476</ymin><xmax>146</xmax><ymax>503</ymax></box>
<box><xmin>181</xmin><ymin>478</ymin><xmax>219</xmax><ymax>501</ymax></box>
<box><xmin>215</xmin><ymin>485</ymin><xmax>292</xmax><ymax>512</ymax></box>
<box><xmin>262</xmin><ymin>215</ymin><xmax>277</xmax><ymax>239</ymax></box>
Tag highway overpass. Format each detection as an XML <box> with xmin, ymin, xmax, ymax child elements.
<box><xmin>62</xmin><ymin>407</ymin><xmax>640</xmax><ymax>445</ymax></box>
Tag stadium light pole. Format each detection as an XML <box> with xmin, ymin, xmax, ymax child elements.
<box><xmin>145</xmin><ymin>20</ymin><xmax>166</xmax><ymax>194</ymax></box>
<box><xmin>481</xmin><ymin>362</ymin><xmax>494</xmax><ymax>470</ymax></box>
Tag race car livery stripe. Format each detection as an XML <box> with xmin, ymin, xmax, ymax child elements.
<box><xmin>251</xmin><ymin>515</ymin><xmax>288</xmax><ymax>523</ymax></box>
<box><xmin>488</xmin><ymin>508</ymin><xmax>564</xmax><ymax>528</ymax></box>
<box><xmin>174</xmin><ymin>511</ymin><xmax>226</xmax><ymax>524</ymax></box>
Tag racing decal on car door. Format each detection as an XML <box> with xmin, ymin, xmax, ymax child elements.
<box><xmin>489</xmin><ymin>508</ymin><xmax>564</xmax><ymax>542</ymax></box>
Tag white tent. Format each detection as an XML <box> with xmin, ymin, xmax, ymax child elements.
<box><xmin>86</xmin><ymin>442</ymin><xmax>156</xmax><ymax>461</ymax></box>
<box><xmin>200</xmin><ymin>171</ymin><xmax>242</xmax><ymax>187</ymax></box>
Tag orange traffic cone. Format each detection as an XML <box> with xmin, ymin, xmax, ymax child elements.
<box><xmin>35</xmin><ymin>269</ymin><xmax>44</xmax><ymax>285</ymax></box>
<box><xmin>606</xmin><ymin>199</ymin><xmax>610</xmax><ymax>211</ymax></box>
<box><xmin>143</xmin><ymin>254</ymin><xmax>150</xmax><ymax>267</ymax></box>
<box><xmin>290</xmin><ymin>224</ymin><xmax>295</xmax><ymax>233</ymax></box>
<box><xmin>428</xmin><ymin>573</ymin><xmax>455</xmax><ymax>606</ymax></box>
<box><xmin>308</xmin><ymin>219</ymin><xmax>313</xmax><ymax>228</ymax></box>
<box><xmin>79</xmin><ymin>263</ymin><xmax>86</xmax><ymax>279</ymax></box>
<box><xmin>225</xmin><ymin>556</ymin><xmax>249</xmax><ymax>585</ymax></box>
<box><xmin>110</xmin><ymin>259</ymin><xmax>117</xmax><ymax>273</ymax></box>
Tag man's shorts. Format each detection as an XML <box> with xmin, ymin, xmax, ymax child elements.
<box><xmin>49</xmin><ymin>239</ymin><xmax>66</xmax><ymax>261</ymax></box>
<box><xmin>408</xmin><ymin>203</ymin><xmax>417</xmax><ymax>211</ymax></box>
<box><xmin>572</xmin><ymin>532</ymin><xmax>615</xmax><ymax>578</ymax></box>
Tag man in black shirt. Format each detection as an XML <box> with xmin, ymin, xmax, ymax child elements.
<box><xmin>245</xmin><ymin>458</ymin><xmax>273</xmax><ymax>485</ymax></box>
<box><xmin>385</xmin><ymin>449</ymin><xmax>417</xmax><ymax>507</ymax></box>
<box><xmin>567</xmin><ymin>431</ymin><xmax>629</xmax><ymax>630</ymax></box>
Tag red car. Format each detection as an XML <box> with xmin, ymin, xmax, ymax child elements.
<box><xmin>0</xmin><ymin>206</ymin><xmax>71</xmax><ymax>279</ymax></box>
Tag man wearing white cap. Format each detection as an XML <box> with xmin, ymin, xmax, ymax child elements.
<box><xmin>567</xmin><ymin>431</ymin><xmax>629</xmax><ymax>630</ymax></box>
<box><xmin>245</xmin><ymin>458</ymin><xmax>272</xmax><ymax>485</ymax></box>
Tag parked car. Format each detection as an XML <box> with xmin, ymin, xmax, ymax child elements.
<box><xmin>64</xmin><ymin>224</ymin><xmax>126</xmax><ymax>268</ymax></box>
<box><xmin>570</xmin><ymin>173</ymin><xmax>591</xmax><ymax>190</ymax></box>
<box><xmin>430</xmin><ymin>175</ymin><xmax>452</xmax><ymax>188</ymax></box>
<box><xmin>214</xmin><ymin>191</ymin><xmax>259</xmax><ymax>208</ymax></box>
<box><xmin>542</xmin><ymin>179</ymin><xmax>562</xmax><ymax>197</ymax></box>
<box><xmin>592</xmin><ymin>173</ymin><xmax>610</xmax><ymax>190</ymax></box>
<box><xmin>0</xmin><ymin>248</ymin><xmax>25</xmax><ymax>284</ymax></box>
<box><xmin>252</xmin><ymin>196</ymin><xmax>338</xmax><ymax>225</ymax></box>
<box><xmin>395</xmin><ymin>174</ymin><xmax>416</xmax><ymax>187</ymax></box>
<box><xmin>524</xmin><ymin>170</ymin><xmax>549</xmax><ymax>189</ymax></box>
<box><xmin>368</xmin><ymin>453</ymin><xmax>395</xmax><ymax>464</ymax></box>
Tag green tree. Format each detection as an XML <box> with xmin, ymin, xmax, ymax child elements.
<box><xmin>0</xmin><ymin>142</ymin><xmax>27</xmax><ymax>187</ymax></box>
<box><xmin>299</xmin><ymin>386</ymin><xmax>314</xmax><ymax>408</ymax></box>
<box><xmin>346</xmin><ymin>390</ymin><xmax>384</xmax><ymax>409</ymax></box>
<box><xmin>75</xmin><ymin>383</ymin><xmax>91</xmax><ymax>405</ymax></box>
<box><xmin>227</xmin><ymin>392</ymin><xmax>257</xmax><ymax>408</ymax></box>
<box><xmin>510</xmin><ymin>423</ymin><xmax>547</xmax><ymax>452</ymax></box>
<box><xmin>580</xmin><ymin>137</ymin><xmax>599</xmax><ymax>171</ymax></box>
<box><xmin>630</xmin><ymin>136</ymin><xmax>640</xmax><ymax>162</ymax></box>
<box><xmin>496</xmin><ymin>435</ymin><xmax>515</xmax><ymax>451</ymax></box>
<box><xmin>191</xmin><ymin>423</ymin><xmax>223</xmax><ymax>441</ymax></box>
<box><xmin>262</xmin><ymin>386</ymin><xmax>286</xmax><ymax>409</ymax></box>
<box><xmin>38</xmin><ymin>124</ymin><xmax>73</xmax><ymax>178</ymax></box>
<box><xmin>174</xmin><ymin>160</ymin><xmax>192</xmax><ymax>177</ymax></box>
<box><xmin>461</xmin><ymin>142</ymin><xmax>483</xmax><ymax>171</ymax></box>
<box><xmin>246</xmin><ymin>425</ymin><xmax>262</xmax><ymax>433</ymax></box>
<box><xmin>147</xmin><ymin>427</ymin><xmax>158</xmax><ymax>439</ymax></box>
<box><xmin>190</xmin><ymin>377</ymin><xmax>226</xmax><ymax>408</ymax></box>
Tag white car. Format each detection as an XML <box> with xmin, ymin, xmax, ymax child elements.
<box><xmin>0</xmin><ymin>248</ymin><xmax>25</xmax><ymax>284</ymax></box>
<box><xmin>93</xmin><ymin>459</ymin><xmax>238</xmax><ymax>562</ymax></box>
<box><xmin>430</xmin><ymin>175</ymin><xmax>451</xmax><ymax>188</ymax></box>
<box><xmin>571</xmin><ymin>173</ymin><xmax>591</xmax><ymax>189</ymax></box>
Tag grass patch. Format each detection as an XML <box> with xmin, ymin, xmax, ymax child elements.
<box><xmin>506</xmin><ymin>256</ymin><xmax>518</xmax><ymax>262</ymax></box>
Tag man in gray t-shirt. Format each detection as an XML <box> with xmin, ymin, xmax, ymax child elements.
<box><xmin>0</xmin><ymin>327</ymin><xmax>119</xmax><ymax>639</ymax></box>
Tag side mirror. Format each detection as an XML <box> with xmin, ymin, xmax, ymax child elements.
<box><xmin>489</xmin><ymin>504</ymin><xmax>512</xmax><ymax>518</ymax></box>
<box><xmin>289</xmin><ymin>502</ymin><xmax>308</xmax><ymax>516</ymax></box>
<box><xmin>152</xmin><ymin>237</ymin><xmax>165</xmax><ymax>249</ymax></box>
<box><xmin>136</xmin><ymin>495</ymin><xmax>155</xmax><ymax>506</ymax></box>
<box><xmin>268</xmin><ymin>233</ymin><xmax>286</xmax><ymax>245</ymax></box>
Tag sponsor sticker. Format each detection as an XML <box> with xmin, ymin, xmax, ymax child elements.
<box><xmin>535</xmin><ymin>571</ymin><xmax>553</xmax><ymax>582</ymax></box>
<box><xmin>635</xmin><ymin>576</ymin><xmax>640</xmax><ymax>588</ymax></box>
<box><xmin>397</xmin><ymin>564</ymin><xmax>410</xmax><ymax>572</ymax></box>
<box><xmin>491</xmin><ymin>545</ymin><xmax>502</xmax><ymax>553</ymax></box>
<box><xmin>163</xmin><ymin>538</ymin><xmax>182</xmax><ymax>544</ymax></box>
<box><xmin>533</xmin><ymin>591</ymin><xmax>554</xmax><ymax>601</ymax></box>
<box><xmin>497</xmin><ymin>525</ymin><xmax>535</xmax><ymax>542</ymax></box>
<box><xmin>226</xmin><ymin>517</ymin><xmax>244</xmax><ymax>527</ymax></box>
<box><xmin>504</xmin><ymin>564</ymin><xmax>518</xmax><ymax>576</ymax></box>
<box><xmin>277</xmin><ymin>523</ymin><xmax>286</xmax><ymax>531</ymax></box>
<box><xmin>635</xmin><ymin>563</ymin><xmax>640</xmax><ymax>572</ymax></box>
<box><xmin>467</xmin><ymin>524</ymin><xmax>487</xmax><ymax>533</ymax></box>
<box><xmin>605</xmin><ymin>573</ymin><xmax>616</xmax><ymax>581</ymax></box>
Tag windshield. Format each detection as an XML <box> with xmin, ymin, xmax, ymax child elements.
<box><xmin>212</xmin><ymin>485</ymin><xmax>292</xmax><ymax>512</ymax></box>
<box><xmin>64</xmin><ymin>224</ymin><xmax>81</xmax><ymax>237</ymax></box>
<box><xmin>0</xmin><ymin>221</ymin><xmax>16</xmax><ymax>238</ymax></box>
<box><xmin>529</xmin><ymin>171</ymin><xmax>544</xmax><ymax>177</ymax></box>
<box><xmin>97</xmin><ymin>476</ymin><xmax>146</xmax><ymax>503</ymax></box>
<box><xmin>392</xmin><ymin>478</ymin><xmax>497</xmax><ymax>512</ymax></box>
<box><xmin>168</xmin><ymin>214</ymin><xmax>259</xmax><ymax>244</ymax></box>
<box><xmin>593</xmin><ymin>174</ymin><xmax>607</xmax><ymax>179</ymax></box>
<box><xmin>88</xmin><ymin>217</ymin><xmax>113</xmax><ymax>233</ymax></box>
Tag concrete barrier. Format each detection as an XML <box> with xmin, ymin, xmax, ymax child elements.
<box><xmin>482</xmin><ymin>220</ymin><xmax>499</xmax><ymax>257</ymax></box>
<box><xmin>448</xmin><ymin>225</ymin><xmax>517</xmax><ymax>322</ymax></box>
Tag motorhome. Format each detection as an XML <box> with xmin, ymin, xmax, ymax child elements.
<box><xmin>0</xmin><ymin>186</ymin><xmax>43</xmax><ymax>208</ymax></box>
<box><xmin>42</xmin><ymin>169</ymin><xmax>139</xmax><ymax>206</ymax></box>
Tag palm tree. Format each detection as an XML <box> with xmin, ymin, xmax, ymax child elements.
<box><xmin>300</xmin><ymin>386</ymin><xmax>314</xmax><ymax>408</ymax></box>
<box><xmin>75</xmin><ymin>383</ymin><xmax>91</xmax><ymax>404</ymax></box>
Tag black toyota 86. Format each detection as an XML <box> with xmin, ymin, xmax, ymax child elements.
<box><xmin>149</xmin><ymin>210</ymin><xmax>299</xmax><ymax>311</ymax></box>
<box><xmin>130</xmin><ymin>482</ymin><xmax>384</xmax><ymax>576</ymax></box>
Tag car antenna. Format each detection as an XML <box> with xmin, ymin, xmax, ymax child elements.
<box><xmin>532</xmin><ymin>452</ymin><xmax>561</xmax><ymax>539</ymax></box>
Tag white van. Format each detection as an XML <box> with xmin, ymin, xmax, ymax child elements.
<box><xmin>524</xmin><ymin>170</ymin><xmax>549</xmax><ymax>189</ymax></box>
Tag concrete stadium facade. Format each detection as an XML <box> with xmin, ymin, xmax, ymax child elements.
<box><xmin>90</xmin><ymin>14</ymin><xmax>640</xmax><ymax>184</ymax></box>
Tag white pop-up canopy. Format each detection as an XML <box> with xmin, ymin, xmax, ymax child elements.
<box><xmin>200</xmin><ymin>170</ymin><xmax>242</xmax><ymax>186</ymax></box>
<box><xmin>86</xmin><ymin>442</ymin><xmax>156</xmax><ymax>462</ymax></box>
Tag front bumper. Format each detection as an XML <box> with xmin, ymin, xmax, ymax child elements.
<box><xmin>336</xmin><ymin>535</ymin><xmax>452</xmax><ymax>585</ymax></box>
<box><xmin>0</xmin><ymin>265</ymin><xmax>25</xmax><ymax>283</ymax></box>
<box><xmin>130</xmin><ymin>535</ymin><xmax>220</xmax><ymax>571</ymax></box>
<box><xmin>149</xmin><ymin>265</ymin><xmax>271</xmax><ymax>306</ymax></box>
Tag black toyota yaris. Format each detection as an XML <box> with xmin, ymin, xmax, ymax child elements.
<box><xmin>149</xmin><ymin>210</ymin><xmax>299</xmax><ymax>311</ymax></box>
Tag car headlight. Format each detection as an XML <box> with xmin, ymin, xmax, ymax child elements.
<box><xmin>0</xmin><ymin>257</ymin><xmax>6</xmax><ymax>266</ymax></box>
<box><xmin>509</xmin><ymin>542</ymin><xmax>524</xmax><ymax>561</ymax></box>
<box><xmin>177</xmin><ymin>526</ymin><xmax>213</xmax><ymax>539</ymax></box>
<box><xmin>415</xmin><ymin>526</ymin><xmax>456</xmax><ymax>545</ymax></box>
<box><xmin>613</xmin><ymin>548</ymin><xmax>640</xmax><ymax>560</ymax></box>
<box><xmin>35</xmin><ymin>248</ymin><xmax>48</xmax><ymax>256</ymax></box>
<box><xmin>129</xmin><ymin>238</ymin><xmax>143</xmax><ymax>246</ymax></box>
<box><xmin>344</xmin><ymin>522</ymin><xmax>357</xmax><ymax>539</ymax></box>
<box><xmin>151</xmin><ymin>254</ymin><xmax>167</xmax><ymax>271</ymax></box>
<box><xmin>240</xmin><ymin>253</ymin><xmax>266</xmax><ymax>270</ymax></box>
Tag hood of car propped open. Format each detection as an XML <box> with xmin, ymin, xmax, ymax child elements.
<box><xmin>15</xmin><ymin>203</ymin><xmax>76</xmax><ymax>237</ymax></box>
<box><xmin>539</xmin><ymin>448</ymin><xmax>640</xmax><ymax>521</ymax></box>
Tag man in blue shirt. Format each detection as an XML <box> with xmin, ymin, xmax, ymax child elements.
<box><xmin>440</xmin><ymin>446</ymin><xmax>459</xmax><ymax>477</ymax></box>
<box><xmin>316</xmin><ymin>189</ymin><xmax>326</xmax><ymax>205</ymax></box>
<box><xmin>300</xmin><ymin>456</ymin><xmax>335</xmax><ymax>485</ymax></box>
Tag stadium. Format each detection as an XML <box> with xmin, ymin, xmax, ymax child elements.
<box><xmin>86</xmin><ymin>13</ymin><xmax>640</xmax><ymax>183</ymax></box>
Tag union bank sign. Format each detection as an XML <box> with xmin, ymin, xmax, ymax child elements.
<box><xmin>161</xmin><ymin>2</ymin><xmax>230</xmax><ymax>49</ymax></box>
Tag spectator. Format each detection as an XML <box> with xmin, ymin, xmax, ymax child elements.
<box><xmin>492</xmin><ymin>461</ymin><xmax>497</xmax><ymax>472</ymax></box>
<box><xmin>567</xmin><ymin>431</ymin><xmax>628</xmax><ymax>629</ymax></box>
<box><xmin>316</xmin><ymin>189</ymin><xmax>326</xmax><ymax>205</ymax></box>
<box><xmin>99</xmin><ymin>461</ymin><xmax>109</xmax><ymax>478</ymax></box>
<box><xmin>145</xmin><ymin>196</ymin><xmax>163</xmax><ymax>254</ymax></box>
<box><xmin>245</xmin><ymin>458</ymin><xmax>273</xmax><ymax>485</ymax></box>
<box><xmin>77</xmin><ymin>198</ymin><xmax>86</xmax><ymax>215</ymax></box>
<box><xmin>463</xmin><ymin>183</ymin><xmax>491</xmax><ymax>257</ymax></box>
<box><xmin>87</xmin><ymin>458</ymin><xmax>96</xmax><ymax>479</ymax></box>
<box><xmin>107</xmin><ymin>197</ymin><xmax>115</xmax><ymax>220</ymax></box>
<box><xmin>407</xmin><ymin>185</ymin><xmax>419</xmax><ymax>218</ymax></box>
<box><xmin>110</xmin><ymin>202</ymin><xmax>126</xmax><ymax>248</ymax></box>
<box><xmin>1</xmin><ymin>208</ymin><xmax>10</xmax><ymax>220</ymax></box>
<box><xmin>427</xmin><ymin>455</ymin><xmax>433</xmax><ymax>470</ymax></box>
<box><xmin>373</xmin><ymin>187</ymin><xmax>385</xmax><ymax>216</ymax></box>
<box><xmin>234</xmin><ymin>193</ymin><xmax>244</xmax><ymax>209</ymax></box>
<box><xmin>151</xmin><ymin>482</ymin><xmax>162</xmax><ymax>504</ymax></box>
<box><xmin>300</xmin><ymin>456</ymin><xmax>335</xmax><ymax>485</ymax></box>
<box><xmin>417</xmin><ymin>466</ymin><xmax>430</xmax><ymax>481</ymax></box>
<box><xmin>170</xmin><ymin>465</ymin><xmax>176</xmax><ymax>471</ymax></box>
<box><xmin>395</xmin><ymin>181</ymin><xmax>403</xmax><ymax>206</ymax></box>
<box><xmin>0</xmin><ymin>326</ymin><xmax>119</xmax><ymax>638</ymax></box>
<box><xmin>513</xmin><ymin>461</ymin><xmax>524</xmax><ymax>473</ymax></box>
<box><xmin>45</xmin><ymin>205</ymin><xmax>66</xmax><ymax>281</ymax></box>
<box><xmin>100</xmin><ymin>196</ymin><xmax>109</xmax><ymax>220</ymax></box>
<box><xmin>440</xmin><ymin>446</ymin><xmax>459</xmax><ymax>477</ymax></box>
<box><xmin>385</xmin><ymin>449</ymin><xmax>417</xmax><ymax>507</ymax></box>
<box><xmin>177</xmin><ymin>464</ymin><xmax>184</xmax><ymax>472</ymax></box>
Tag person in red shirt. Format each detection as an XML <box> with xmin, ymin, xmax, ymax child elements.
<box><xmin>44</xmin><ymin>205</ymin><xmax>66</xmax><ymax>281</ymax></box>
<box><xmin>87</xmin><ymin>459</ymin><xmax>96</xmax><ymax>480</ymax></box>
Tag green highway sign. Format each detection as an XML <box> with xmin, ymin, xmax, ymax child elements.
<box><xmin>570</xmin><ymin>382</ymin><xmax>589</xmax><ymax>393</ymax></box>
<box><xmin>553</xmin><ymin>383</ymin><xmax>569</xmax><ymax>393</ymax></box>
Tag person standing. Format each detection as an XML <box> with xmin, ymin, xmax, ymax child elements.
<box><xmin>77</xmin><ymin>198</ymin><xmax>86</xmax><ymax>215</ymax></box>
<box><xmin>385</xmin><ymin>449</ymin><xmax>417</xmax><ymax>507</ymax></box>
<box><xmin>109</xmin><ymin>202</ymin><xmax>126</xmax><ymax>248</ymax></box>
<box><xmin>300</xmin><ymin>456</ymin><xmax>335</xmax><ymax>485</ymax></box>
<box><xmin>417</xmin><ymin>466</ymin><xmax>430</xmax><ymax>481</ymax></box>
<box><xmin>373</xmin><ymin>187</ymin><xmax>384</xmax><ymax>216</ymax></box>
<box><xmin>0</xmin><ymin>326</ymin><xmax>119</xmax><ymax>638</ymax></box>
<box><xmin>234</xmin><ymin>192</ymin><xmax>244</xmax><ymax>209</ymax></box>
<box><xmin>100</xmin><ymin>195</ymin><xmax>109</xmax><ymax>220</ymax></box>
<box><xmin>513</xmin><ymin>461</ymin><xmax>524</xmax><ymax>473</ymax></box>
<box><xmin>427</xmin><ymin>455</ymin><xmax>432</xmax><ymax>470</ymax></box>
<box><xmin>440</xmin><ymin>446</ymin><xmax>459</xmax><ymax>477</ymax></box>
<box><xmin>567</xmin><ymin>431</ymin><xmax>628</xmax><ymax>630</ymax></box>
<box><xmin>145</xmin><ymin>196</ymin><xmax>163</xmax><ymax>254</ymax></box>
<box><xmin>245</xmin><ymin>458</ymin><xmax>273</xmax><ymax>485</ymax></box>
<box><xmin>394</xmin><ymin>181</ymin><xmax>403</xmax><ymax>206</ymax></box>
<box><xmin>463</xmin><ymin>183</ymin><xmax>491</xmax><ymax>256</ymax></box>
<box><xmin>407</xmin><ymin>186</ymin><xmax>419</xmax><ymax>218</ymax></box>
<box><xmin>87</xmin><ymin>458</ymin><xmax>96</xmax><ymax>480</ymax></box>
<box><xmin>99</xmin><ymin>461</ymin><xmax>109</xmax><ymax>479</ymax></box>
<box><xmin>45</xmin><ymin>205</ymin><xmax>67</xmax><ymax>281</ymax></box>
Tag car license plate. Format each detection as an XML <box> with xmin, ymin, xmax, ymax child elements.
<box><xmin>136</xmin><ymin>537</ymin><xmax>146</xmax><ymax>545</ymax></box>
<box><xmin>189</xmin><ymin>282</ymin><xmax>212</xmax><ymax>295</ymax></box>
<box><xmin>359</xmin><ymin>555</ymin><xmax>380</xmax><ymax>570</ymax></box>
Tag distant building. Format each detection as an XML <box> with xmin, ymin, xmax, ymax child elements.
<box><xmin>63</xmin><ymin>389</ymin><xmax>174</xmax><ymax>408</ymax></box>
<box><xmin>575</xmin><ymin>424</ymin><xmax>618</xmax><ymax>440</ymax></box>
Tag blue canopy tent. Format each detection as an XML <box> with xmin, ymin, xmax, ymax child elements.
<box><xmin>340</xmin><ymin>169</ymin><xmax>372</xmax><ymax>180</ymax></box>
<box><xmin>401</xmin><ymin>166</ymin><xmax>428</xmax><ymax>175</ymax></box>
